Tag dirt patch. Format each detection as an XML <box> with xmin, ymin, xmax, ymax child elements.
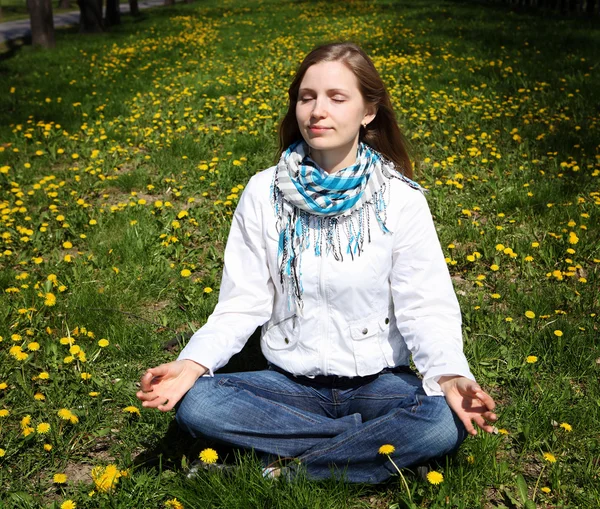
<box><xmin>64</xmin><ymin>461</ymin><xmax>94</xmax><ymax>484</ymax></box>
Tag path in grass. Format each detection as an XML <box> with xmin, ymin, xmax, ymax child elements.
<box><xmin>0</xmin><ymin>0</ymin><xmax>599</xmax><ymax>507</ymax></box>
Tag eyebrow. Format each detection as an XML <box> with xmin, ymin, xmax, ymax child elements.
<box><xmin>298</xmin><ymin>88</ymin><xmax>350</xmax><ymax>94</ymax></box>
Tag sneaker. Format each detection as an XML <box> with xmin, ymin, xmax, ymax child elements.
<box><xmin>186</xmin><ymin>459</ymin><xmax>236</xmax><ymax>479</ymax></box>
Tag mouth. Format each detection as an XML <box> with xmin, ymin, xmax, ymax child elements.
<box><xmin>309</xmin><ymin>126</ymin><xmax>331</xmax><ymax>132</ymax></box>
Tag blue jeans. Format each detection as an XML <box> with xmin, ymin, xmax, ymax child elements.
<box><xmin>175</xmin><ymin>366</ymin><xmax>467</xmax><ymax>483</ymax></box>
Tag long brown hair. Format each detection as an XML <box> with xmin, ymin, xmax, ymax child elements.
<box><xmin>276</xmin><ymin>42</ymin><xmax>414</xmax><ymax>178</ymax></box>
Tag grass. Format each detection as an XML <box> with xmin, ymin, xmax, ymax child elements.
<box><xmin>0</xmin><ymin>0</ymin><xmax>599</xmax><ymax>507</ymax></box>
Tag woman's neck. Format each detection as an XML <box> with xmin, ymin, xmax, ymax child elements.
<box><xmin>308</xmin><ymin>140</ymin><xmax>359</xmax><ymax>174</ymax></box>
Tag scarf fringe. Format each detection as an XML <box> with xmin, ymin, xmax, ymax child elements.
<box><xmin>271</xmin><ymin>142</ymin><xmax>425</xmax><ymax>313</ymax></box>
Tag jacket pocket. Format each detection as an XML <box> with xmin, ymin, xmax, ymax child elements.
<box><xmin>349</xmin><ymin>312</ymin><xmax>391</xmax><ymax>341</ymax></box>
<box><xmin>263</xmin><ymin>314</ymin><xmax>299</xmax><ymax>351</ymax></box>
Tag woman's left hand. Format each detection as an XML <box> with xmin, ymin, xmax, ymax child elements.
<box><xmin>438</xmin><ymin>375</ymin><xmax>497</xmax><ymax>436</ymax></box>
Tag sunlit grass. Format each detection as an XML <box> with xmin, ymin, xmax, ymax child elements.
<box><xmin>0</xmin><ymin>0</ymin><xmax>599</xmax><ymax>507</ymax></box>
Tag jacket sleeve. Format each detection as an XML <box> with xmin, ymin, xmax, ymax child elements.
<box><xmin>177</xmin><ymin>174</ymin><xmax>275</xmax><ymax>374</ymax></box>
<box><xmin>390</xmin><ymin>187</ymin><xmax>475</xmax><ymax>396</ymax></box>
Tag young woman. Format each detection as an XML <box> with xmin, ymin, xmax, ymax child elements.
<box><xmin>136</xmin><ymin>42</ymin><xmax>497</xmax><ymax>484</ymax></box>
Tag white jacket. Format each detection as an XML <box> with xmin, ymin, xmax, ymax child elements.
<box><xmin>177</xmin><ymin>166</ymin><xmax>475</xmax><ymax>396</ymax></box>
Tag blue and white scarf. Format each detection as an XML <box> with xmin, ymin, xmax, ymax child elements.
<box><xmin>271</xmin><ymin>139</ymin><xmax>424</xmax><ymax>313</ymax></box>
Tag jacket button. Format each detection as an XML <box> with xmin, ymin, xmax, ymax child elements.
<box><xmin>362</xmin><ymin>328</ymin><xmax>368</xmax><ymax>335</ymax></box>
<box><xmin>284</xmin><ymin>338</ymin><xmax>289</xmax><ymax>344</ymax></box>
<box><xmin>385</xmin><ymin>317</ymin><xmax>390</xmax><ymax>324</ymax></box>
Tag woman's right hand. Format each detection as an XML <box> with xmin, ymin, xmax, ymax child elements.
<box><xmin>136</xmin><ymin>359</ymin><xmax>207</xmax><ymax>412</ymax></box>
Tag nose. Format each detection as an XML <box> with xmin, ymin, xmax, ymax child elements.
<box><xmin>310</xmin><ymin>96</ymin><xmax>327</xmax><ymax>120</ymax></box>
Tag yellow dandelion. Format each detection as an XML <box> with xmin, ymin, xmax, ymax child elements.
<box><xmin>541</xmin><ymin>487</ymin><xmax>551</xmax><ymax>494</ymax></box>
<box><xmin>543</xmin><ymin>452</ymin><xmax>557</xmax><ymax>463</ymax></box>
<box><xmin>199</xmin><ymin>448</ymin><xmax>219</xmax><ymax>464</ymax></box>
<box><xmin>426</xmin><ymin>470</ymin><xmax>444</xmax><ymax>485</ymax></box>
<box><xmin>91</xmin><ymin>464</ymin><xmax>121</xmax><ymax>492</ymax></box>
<box><xmin>378</xmin><ymin>444</ymin><xmax>396</xmax><ymax>455</ymax></box>
<box><xmin>21</xmin><ymin>415</ymin><xmax>31</xmax><ymax>428</ymax></box>
<box><xmin>45</xmin><ymin>293</ymin><xmax>57</xmax><ymax>306</ymax></box>
<box><xmin>180</xmin><ymin>269</ymin><xmax>191</xmax><ymax>277</ymax></box>
<box><xmin>57</xmin><ymin>408</ymin><xmax>73</xmax><ymax>420</ymax></box>
<box><xmin>37</xmin><ymin>422</ymin><xmax>51</xmax><ymax>434</ymax></box>
<box><xmin>0</xmin><ymin>409</ymin><xmax>9</xmax><ymax>417</ymax></box>
<box><xmin>559</xmin><ymin>422</ymin><xmax>572</xmax><ymax>432</ymax></box>
<box><xmin>203</xmin><ymin>287</ymin><xmax>213</xmax><ymax>294</ymax></box>
<box><xmin>89</xmin><ymin>391</ymin><xmax>100</xmax><ymax>397</ymax></box>
<box><xmin>165</xmin><ymin>498</ymin><xmax>184</xmax><ymax>509</ymax></box>
<box><xmin>526</xmin><ymin>356</ymin><xmax>538</xmax><ymax>364</ymax></box>
<box><xmin>39</xmin><ymin>372</ymin><xmax>50</xmax><ymax>380</ymax></box>
<box><xmin>54</xmin><ymin>473</ymin><xmax>68</xmax><ymax>484</ymax></box>
<box><xmin>498</xmin><ymin>428</ymin><xmax>509</xmax><ymax>435</ymax></box>
<box><xmin>554</xmin><ymin>330</ymin><xmax>563</xmax><ymax>337</ymax></box>
<box><xmin>98</xmin><ymin>338</ymin><xmax>109</xmax><ymax>347</ymax></box>
<box><xmin>27</xmin><ymin>342</ymin><xmax>40</xmax><ymax>351</ymax></box>
<box><xmin>525</xmin><ymin>310</ymin><xmax>535</xmax><ymax>319</ymax></box>
<box><xmin>466</xmin><ymin>455</ymin><xmax>475</xmax><ymax>464</ymax></box>
<box><xmin>0</xmin><ymin>448</ymin><xmax>6</xmax><ymax>457</ymax></box>
<box><xmin>123</xmin><ymin>406</ymin><xmax>141</xmax><ymax>415</ymax></box>
<box><xmin>44</xmin><ymin>443</ymin><xmax>53</xmax><ymax>451</ymax></box>
<box><xmin>23</xmin><ymin>426</ymin><xmax>35</xmax><ymax>437</ymax></box>
<box><xmin>61</xmin><ymin>500</ymin><xmax>76</xmax><ymax>509</ymax></box>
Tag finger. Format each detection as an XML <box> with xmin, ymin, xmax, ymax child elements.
<box><xmin>458</xmin><ymin>414</ymin><xmax>477</xmax><ymax>436</ymax></box>
<box><xmin>136</xmin><ymin>390</ymin><xmax>160</xmax><ymax>402</ymax></box>
<box><xmin>481</xmin><ymin>411</ymin><xmax>498</xmax><ymax>422</ymax></box>
<box><xmin>139</xmin><ymin>370</ymin><xmax>156</xmax><ymax>392</ymax></box>
<box><xmin>473</xmin><ymin>414</ymin><xmax>497</xmax><ymax>434</ymax></box>
<box><xmin>142</xmin><ymin>396</ymin><xmax>169</xmax><ymax>409</ymax></box>
<box><xmin>474</xmin><ymin>390</ymin><xmax>496</xmax><ymax>412</ymax></box>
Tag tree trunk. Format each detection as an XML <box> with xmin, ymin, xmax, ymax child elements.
<box><xmin>128</xmin><ymin>0</ymin><xmax>140</xmax><ymax>16</ymax></box>
<box><xmin>105</xmin><ymin>0</ymin><xmax>120</xmax><ymax>26</ymax></box>
<box><xmin>77</xmin><ymin>0</ymin><xmax>104</xmax><ymax>32</ymax></box>
<box><xmin>58</xmin><ymin>0</ymin><xmax>71</xmax><ymax>9</ymax></box>
<box><xmin>27</xmin><ymin>0</ymin><xmax>56</xmax><ymax>48</ymax></box>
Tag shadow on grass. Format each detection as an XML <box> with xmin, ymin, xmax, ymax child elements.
<box><xmin>132</xmin><ymin>327</ymin><xmax>267</xmax><ymax>472</ymax></box>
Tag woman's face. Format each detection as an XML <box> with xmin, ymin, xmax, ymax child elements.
<box><xmin>295</xmin><ymin>61</ymin><xmax>376</xmax><ymax>170</ymax></box>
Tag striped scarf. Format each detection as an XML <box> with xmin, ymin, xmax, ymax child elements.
<box><xmin>271</xmin><ymin>139</ymin><xmax>423</xmax><ymax>313</ymax></box>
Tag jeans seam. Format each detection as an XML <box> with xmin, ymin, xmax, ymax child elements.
<box><xmin>219</xmin><ymin>377</ymin><xmax>320</xmax><ymax>399</ymax></box>
<box><xmin>297</xmin><ymin>405</ymin><xmax>415</xmax><ymax>464</ymax></box>
<box><xmin>219</xmin><ymin>378</ymin><xmax>322</xmax><ymax>424</ymax></box>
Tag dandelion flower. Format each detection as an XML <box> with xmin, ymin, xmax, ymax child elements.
<box><xmin>44</xmin><ymin>443</ymin><xmax>53</xmax><ymax>451</ymax></box>
<box><xmin>45</xmin><ymin>293</ymin><xmax>56</xmax><ymax>306</ymax></box>
<box><xmin>92</xmin><ymin>464</ymin><xmax>121</xmax><ymax>492</ymax></box>
<box><xmin>98</xmin><ymin>339</ymin><xmax>109</xmax><ymax>348</ymax></box>
<box><xmin>27</xmin><ymin>342</ymin><xmax>40</xmax><ymax>351</ymax></box>
<box><xmin>554</xmin><ymin>330</ymin><xmax>563</xmax><ymax>337</ymax></box>
<box><xmin>123</xmin><ymin>406</ymin><xmax>140</xmax><ymax>415</ymax></box>
<box><xmin>466</xmin><ymin>455</ymin><xmax>475</xmax><ymax>464</ymax></box>
<box><xmin>165</xmin><ymin>499</ymin><xmax>184</xmax><ymax>509</ymax></box>
<box><xmin>541</xmin><ymin>487</ymin><xmax>551</xmax><ymax>494</ymax></box>
<box><xmin>526</xmin><ymin>356</ymin><xmax>538</xmax><ymax>364</ymax></box>
<box><xmin>61</xmin><ymin>500</ymin><xmax>76</xmax><ymax>509</ymax></box>
<box><xmin>543</xmin><ymin>452</ymin><xmax>557</xmax><ymax>463</ymax></box>
<box><xmin>203</xmin><ymin>287</ymin><xmax>213</xmax><ymax>294</ymax></box>
<box><xmin>180</xmin><ymin>269</ymin><xmax>191</xmax><ymax>277</ymax></box>
<box><xmin>58</xmin><ymin>408</ymin><xmax>73</xmax><ymax>420</ymax></box>
<box><xmin>426</xmin><ymin>470</ymin><xmax>444</xmax><ymax>485</ymax></box>
<box><xmin>0</xmin><ymin>409</ymin><xmax>9</xmax><ymax>417</ymax></box>
<box><xmin>199</xmin><ymin>448</ymin><xmax>218</xmax><ymax>464</ymax></box>
<box><xmin>525</xmin><ymin>311</ymin><xmax>535</xmax><ymax>319</ymax></box>
<box><xmin>54</xmin><ymin>473</ymin><xmax>67</xmax><ymax>484</ymax></box>
<box><xmin>37</xmin><ymin>423</ymin><xmax>50</xmax><ymax>434</ymax></box>
<box><xmin>0</xmin><ymin>448</ymin><xmax>5</xmax><ymax>457</ymax></box>
<box><xmin>559</xmin><ymin>422</ymin><xmax>572</xmax><ymax>432</ymax></box>
<box><xmin>378</xmin><ymin>444</ymin><xmax>395</xmax><ymax>455</ymax></box>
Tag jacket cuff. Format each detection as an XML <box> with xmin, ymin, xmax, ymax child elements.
<box><xmin>422</xmin><ymin>370</ymin><xmax>476</xmax><ymax>397</ymax></box>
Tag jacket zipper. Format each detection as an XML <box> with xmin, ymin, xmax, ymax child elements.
<box><xmin>319</xmin><ymin>250</ymin><xmax>329</xmax><ymax>374</ymax></box>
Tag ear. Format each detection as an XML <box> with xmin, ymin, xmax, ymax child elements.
<box><xmin>363</xmin><ymin>104</ymin><xmax>378</xmax><ymax>126</ymax></box>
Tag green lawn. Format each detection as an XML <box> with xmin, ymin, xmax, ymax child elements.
<box><xmin>0</xmin><ymin>0</ymin><xmax>599</xmax><ymax>507</ymax></box>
